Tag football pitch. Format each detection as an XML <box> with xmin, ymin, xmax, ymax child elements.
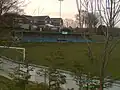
<box><xmin>0</xmin><ymin>42</ymin><xmax>120</xmax><ymax>77</ymax></box>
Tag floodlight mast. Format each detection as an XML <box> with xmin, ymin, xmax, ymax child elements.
<box><xmin>58</xmin><ymin>0</ymin><xmax>63</xmax><ymax>19</ymax></box>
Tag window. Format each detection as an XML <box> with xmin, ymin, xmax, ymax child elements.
<box><xmin>45</xmin><ymin>21</ymin><xmax>48</xmax><ymax>24</ymax></box>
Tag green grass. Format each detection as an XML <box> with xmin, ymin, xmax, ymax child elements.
<box><xmin>0</xmin><ymin>42</ymin><xmax>120</xmax><ymax>77</ymax></box>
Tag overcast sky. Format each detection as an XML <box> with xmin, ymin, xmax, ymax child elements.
<box><xmin>24</xmin><ymin>0</ymin><xmax>78</xmax><ymax>19</ymax></box>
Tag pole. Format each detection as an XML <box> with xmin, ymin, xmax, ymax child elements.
<box><xmin>79</xmin><ymin>0</ymin><xmax>81</xmax><ymax>28</ymax></box>
<box><xmin>76</xmin><ymin>0</ymin><xmax>82</xmax><ymax>28</ymax></box>
<box><xmin>60</xmin><ymin>0</ymin><xmax>61</xmax><ymax>19</ymax></box>
<box><xmin>23</xmin><ymin>48</ymin><xmax>25</xmax><ymax>61</ymax></box>
<box><xmin>58</xmin><ymin>0</ymin><xmax>63</xmax><ymax>31</ymax></box>
<box><xmin>113</xmin><ymin>0</ymin><xmax>115</xmax><ymax>27</ymax></box>
<box><xmin>100</xmin><ymin>0</ymin><xmax>102</xmax><ymax>25</ymax></box>
<box><xmin>60</xmin><ymin>0</ymin><xmax>61</xmax><ymax>29</ymax></box>
<box><xmin>95</xmin><ymin>0</ymin><xmax>96</xmax><ymax>13</ymax></box>
<box><xmin>59</xmin><ymin>0</ymin><xmax>63</xmax><ymax>18</ymax></box>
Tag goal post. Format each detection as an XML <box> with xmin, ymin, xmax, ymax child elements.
<box><xmin>0</xmin><ymin>46</ymin><xmax>25</xmax><ymax>61</ymax></box>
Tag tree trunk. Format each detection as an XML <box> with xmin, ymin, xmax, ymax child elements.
<box><xmin>86</xmin><ymin>83</ymin><xmax>89</xmax><ymax>90</ymax></box>
<box><xmin>99</xmin><ymin>66</ymin><xmax>104</xmax><ymax>90</ymax></box>
<box><xmin>109</xmin><ymin>0</ymin><xmax>113</xmax><ymax>28</ymax></box>
<box><xmin>44</xmin><ymin>69</ymin><xmax>47</xmax><ymax>90</ymax></box>
<box><xmin>99</xmin><ymin>77</ymin><xmax>104</xmax><ymax>90</ymax></box>
<box><xmin>48</xmin><ymin>73</ymin><xmax>51</xmax><ymax>90</ymax></box>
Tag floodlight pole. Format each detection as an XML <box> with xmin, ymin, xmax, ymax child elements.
<box><xmin>58</xmin><ymin>0</ymin><xmax>63</xmax><ymax>32</ymax></box>
<box><xmin>58</xmin><ymin>0</ymin><xmax>63</xmax><ymax>19</ymax></box>
<box><xmin>0</xmin><ymin>46</ymin><xmax>26</xmax><ymax>61</ymax></box>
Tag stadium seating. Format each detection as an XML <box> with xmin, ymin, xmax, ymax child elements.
<box><xmin>22</xmin><ymin>36</ymin><xmax>92</xmax><ymax>42</ymax></box>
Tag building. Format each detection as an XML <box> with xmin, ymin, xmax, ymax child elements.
<box><xmin>2</xmin><ymin>13</ymin><xmax>33</xmax><ymax>30</ymax></box>
<box><xmin>51</xmin><ymin>18</ymin><xmax>63</xmax><ymax>27</ymax></box>
<box><xmin>12</xmin><ymin>30</ymin><xmax>92</xmax><ymax>43</ymax></box>
<box><xmin>2</xmin><ymin>13</ymin><xmax>21</xmax><ymax>27</ymax></box>
<box><xmin>33</xmin><ymin>16</ymin><xmax>52</xmax><ymax>30</ymax></box>
<box><xmin>15</xmin><ymin>15</ymin><xmax>33</xmax><ymax>30</ymax></box>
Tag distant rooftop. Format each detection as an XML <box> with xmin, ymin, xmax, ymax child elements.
<box><xmin>33</xmin><ymin>16</ymin><xmax>50</xmax><ymax>21</ymax></box>
<box><xmin>51</xmin><ymin>18</ymin><xmax>63</xmax><ymax>20</ymax></box>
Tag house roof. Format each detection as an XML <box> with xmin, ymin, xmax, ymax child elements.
<box><xmin>51</xmin><ymin>18</ymin><xmax>63</xmax><ymax>21</ymax></box>
<box><xmin>22</xmin><ymin>15</ymin><xmax>32</xmax><ymax>20</ymax></box>
<box><xmin>33</xmin><ymin>16</ymin><xmax>50</xmax><ymax>21</ymax></box>
<box><xmin>51</xmin><ymin>18</ymin><xmax>63</xmax><ymax>26</ymax></box>
<box><xmin>3</xmin><ymin>13</ymin><xmax>21</xmax><ymax>18</ymax></box>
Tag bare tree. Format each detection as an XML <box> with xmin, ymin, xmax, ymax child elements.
<box><xmin>0</xmin><ymin>0</ymin><xmax>28</xmax><ymax>47</ymax></box>
<box><xmin>0</xmin><ymin>0</ymin><xmax>25</xmax><ymax>16</ymax></box>
<box><xmin>75</xmin><ymin>11</ymin><xmax>99</xmax><ymax>28</ymax></box>
<box><xmin>86</xmin><ymin>12</ymin><xmax>99</xmax><ymax>28</ymax></box>
<box><xmin>37</xmin><ymin>49</ymin><xmax>66</xmax><ymax>90</ymax></box>
<box><xmin>71</xmin><ymin>61</ymin><xmax>84</xmax><ymax>90</ymax></box>
<box><xmin>76</xmin><ymin>0</ymin><xmax>99</xmax><ymax>28</ymax></box>
<box><xmin>75</xmin><ymin>0</ymin><xmax>120</xmax><ymax>90</ymax></box>
<box><xmin>0</xmin><ymin>0</ymin><xmax>29</xmax><ymax>89</ymax></box>
<box><xmin>95</xmin><ymin>0</ymin><xmax>120</xmax><ymax>90</ymax></box>
<box><xmin>0</xmin><ymin>0</ymin><xmax>28</xmax><ymax>27</ymax></box>
<box><xmin>76</xmin><ymin>0</ymin><xmax>82</xmax><ymax>28</ymax></box>
<box><xmin>97</xmin><ymin>0</ymin><xmax>120</xmax><ymax>28</ymax></box>
<box><xmin>64</xmin><ymin>19</ymin><xmax>77</xmax><ymax>28</ymax></box>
